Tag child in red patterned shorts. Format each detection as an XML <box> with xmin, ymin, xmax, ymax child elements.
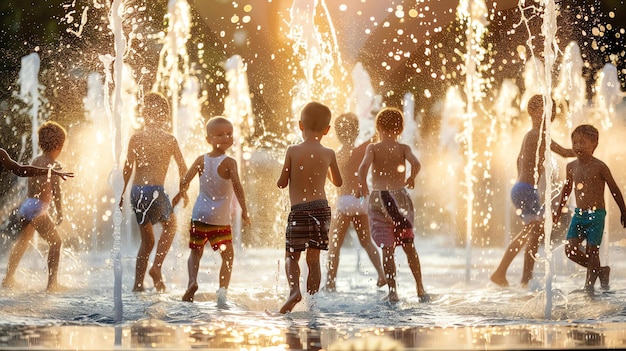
<box><xmin>173</xmin><ymin>116</ymin><xmax>249</xmax><ymax>303</ymax></box>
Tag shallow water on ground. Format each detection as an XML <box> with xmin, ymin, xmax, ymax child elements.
<box><xmin>2</xmin><ymin>233</ymin><xmax>626</xmax><ymax>350</ymax></box>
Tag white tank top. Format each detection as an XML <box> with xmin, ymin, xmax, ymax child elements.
<box><xmin>191</xmin><ymin>154</ymin><xmax>234</xmax><ymax>226</ymax></box>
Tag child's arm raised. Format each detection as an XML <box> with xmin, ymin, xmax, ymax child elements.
<box><xmin>602</xmin><ymin>163</ymin><xmax>626</xmax><ymax>228</ymax></box>
<box><xmin>1</xmin><ymin>148</ymin><xmax>73</xmax><ymax>179</ymax></box>
<box><xmin>550</xmin><ymin>140</ymin><xmax>575</xmax><ymax>158</ymax></box>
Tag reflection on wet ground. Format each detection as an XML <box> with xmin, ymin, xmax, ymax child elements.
<box><xmin>2</xmin><ymin>322</ymin><xmax>626</xmax><ymax>350</ymax></box>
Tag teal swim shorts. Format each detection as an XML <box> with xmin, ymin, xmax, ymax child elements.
<box><xmin>566</xmin><ymin>208</ymin><xmax>606</xmax><ymax>246</ymax></box>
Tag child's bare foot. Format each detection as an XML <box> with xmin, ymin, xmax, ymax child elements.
<box><xmin>376</xmin><ymin>277</ymin><xmax>387</xmax><ymax>288</ymax></box>
<box><xmin>149</xmin><ymin>267</ymin><xmax>166</xmax><ymax>293</ymax></box>
<box><xmin>47</xmin><ymin>283</ymin><xmax>69</xmax><ymax>293</ymax></box>
<box><xmin>2</xmin><ymin>277</ymin><xmax>18</xmax><ymax>289</ymax></box>
<box><xmin>600</xmin><ymin>266</ymin><xmax>610</xmax><ymax>290</ymax></box>
<box><xmin>383</xmin><ymin>291</ymin><xmax>399</xmax><ymax>304</ymax></box>
<box><xmin>279</xmin><ymin>291</ymin><xmax>302</xmax><ymax>314</ymax></box>
<box><xmin>182</xmin><ymin>284</ymin><xmax>198</xmax><ymax>302</ymax></box>
<box><xmin>490</xmin><ymin>272</ymin><xmax>509</xmax><ymax>287</ymax></box>
<box><xmin>324</xmin><ymin>282</ymin><xmax>336</xmax><ymax>292</ymax></box>
<box><xmin>418</xmin><ymin>293</ymin><xmax>431</xmax><ymax>303</ymax></box>
<box><xmin>132</xmin><ymin>284</ymin><xmax>145</xmax><ymax>292</ymax></box>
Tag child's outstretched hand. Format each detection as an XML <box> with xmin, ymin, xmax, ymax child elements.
<box><xmin>52</xmin><ymin>169</ymin><xmax>74</xmax><ymax>181</ymax></box>
<box><xmin>621</xmin><ymin>210</ymin><xmax>626</xmax><ymax>228</ymax></box>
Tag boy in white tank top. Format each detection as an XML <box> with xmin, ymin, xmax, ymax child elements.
<box><xmin>173</xmin><ymin>117</ymin><xmax>250</xmax><ymax>303</ymax></box>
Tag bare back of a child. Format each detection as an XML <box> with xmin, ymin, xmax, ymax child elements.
<box><xmin>368</xmin><ymin>139</ymin><xmax>417</xmax><ymax>191</ymax></box>
<box><xmin>284</xmin><ymin>140</ymin><xmax>337</xmax><ymax>205</ymax></box>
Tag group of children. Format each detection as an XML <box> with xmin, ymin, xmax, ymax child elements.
<box><xmin>1</xmin><ymin>93</ymin><xmax>624</xmax><ymax>313</ymax></box>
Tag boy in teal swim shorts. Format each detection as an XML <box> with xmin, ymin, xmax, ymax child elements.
<box><xmin>554</xmin><ymin>124</ymin><xmax>626</xmax><ymax>294</ymax></box>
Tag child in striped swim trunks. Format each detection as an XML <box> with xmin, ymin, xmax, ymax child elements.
<box><xmin>275</xmin><ymin>101</ymin><xmax>342</xmax><ymax>314</ymax></box>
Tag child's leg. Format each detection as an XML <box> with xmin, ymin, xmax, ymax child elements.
<box><xmin>2</xmin><ymin>221</ymin><xmax>35</xmax><ymax>287</ymax></box>
<box><xmin>490</xmin><ymin>222</ymin><xmax>536</xmax><ymax>286</ymax></box>
<box><xmin>134</xmin><ymin>223</ymin><xmax>156</xmax><ymax>292</ymax></box>
<box><xmin>280</xmin><ymin>251</ymin><xmax>302</xmax><ymax>314</ymax></box>
<box><xmin>33</xmin><ymin>216</ymin><xmax>62</xmax><ymax>291</ymax></box>
<box><xmin>585</xmin><ymin>244</ymin><xmax>601</xmax><ymax>289</ymax></box>
<box><xmin>150</xmin><ymin>215</ymin><xmax>177</xmax><ymax>292</ymax></box>
<box><xmin>218</xmin><ymin>243</ymin><xmax>234</xmax><ymax>290</ymax></box>
<box><xmin>183</xmin><ymin>247</ymin><xmax>204</xmax><ymax>302</ymax></box>
<box><xmin>326</xmin><ymin>214</ymin><xmax>349</xmax><ymax>291</ymax></box>
<box><xmin>565</xmin><ymin>237</ymin><xmax>587</xmax><ymax>266</ymax></box>
<box><xmin>521</xmin><ymin>224</ymin><xmax>544</xmax><ymax>287</ymax></box>
<box><xmin>381</xmin><ymin>246</ymin><xmax>398</xmax><ymax>302</ymax></box>
<box><xmin>354</xmin><ymin>214</ymin><xmax>386</xmax><ymax>287</ymax></box>
<box><xmin>401</xmin><ymin>242</ymin><xmax>427</xmax><ymax>298</ymax></box>
<box><xmin>305</xmin><ymin>248</ymin><xmax>321</xmax><ymax>295</ymax></box>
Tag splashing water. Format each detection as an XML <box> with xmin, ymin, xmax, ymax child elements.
<box><xmin>18</xmin><ymin>53</ymin><xmax>42</xmax><ymax>162</ymax></box>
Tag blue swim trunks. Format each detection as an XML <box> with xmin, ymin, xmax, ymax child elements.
<box><xmin>510</xmin><ymin>182</ymin><xmax>543</xmax><ymax>225</ymax></box>
<box><xmin>566</xmin><ymin>208</ymin><xmax>606</xmax><ymax>246</ymax></box>
<box><xmin>18</xmin><ymin>198</ymin><xmax>49</xmax><ymax>222</ymax></box>
<box><xmin>130</xmin><ymin>185</ymin><xmax>173</xmax><ymax>225</ymax></box>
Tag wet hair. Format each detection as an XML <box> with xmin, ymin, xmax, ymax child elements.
<box><xmin>375</xmin><ymin>107</ymin><xmax>404</xmax><ymax>135</ymax></box>
<box><xmin>142</xmin><ymin>92</ymin><xmax>170</xmax><ymax>125</ymax></box>
<box><xmin>38</xmin><ymin>121</ymin><xmax>66</xmax><ymax>152</ymax></box>
<box><xmin>300</xmin><ymin>101</ymin><xmax>331</xmax><ymax>132</ymax></box>
<box><xmin>572</xmin><ymin>124</ymin><xmax>599</xmax><ymax>144</ymax></box>
<box><xmin>334</xmin><ymin>112</ymin><xmax>359</xmax><ymax>144</ymax></box>
<box><xmin>205</xmin><ymin>116</ymin><xmax>232</xmax><ymax>136</ymax></box>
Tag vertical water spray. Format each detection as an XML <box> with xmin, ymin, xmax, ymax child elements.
<box><xmin>288</xmin><ymin>0</ymin><xmax>341</xmax><ymax>130</ymax></box>
<box><xmin>155</xmin><ymin>0</ymin><xmax>191</xmax><ymax>140</ymax></box>
<box><xmin>539</xmin><ymin>0</ymin><xmax>559</xmax><ymax>320</ymax></box>
<box><xmin>518</xmin><ymin>0</ymin><xmax>560</xmax><ymax>319</ymax></box>
<box><xmin>457</xmin><ymin>0</ymin><xmax>488</xmax><ymax>283</ymax></box>
<box><xmin>18</xmin><ymin>53</ymin><xmax>42</xmax><ymax>162</ymax></box>
<box><xmin>224</xmin><ymin>54</ymin><xmax>253</xmax><ymax>247</ymax></box>
<box><xmin>349</xmin><ymin>62</ymin><xmax>379</xmax><ymax>146</ymax></box>
<box><xmin>108</xmin><ymin>0</ymin><xmax>127</xmax><ymax>327</ymax></box>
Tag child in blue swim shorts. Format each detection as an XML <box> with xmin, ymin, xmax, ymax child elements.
<box><xmin>554</xmin><ymin>124</ymin><xmax>626</xmax><ymax>294</ymax></box>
